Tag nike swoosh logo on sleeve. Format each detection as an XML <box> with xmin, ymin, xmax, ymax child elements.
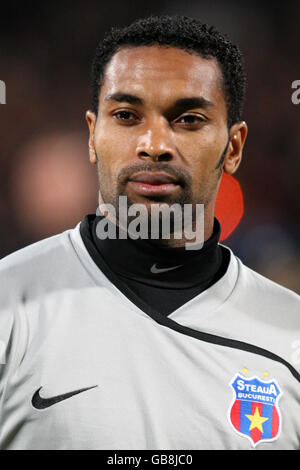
<box><xmin>32</xmin><ymin>385</ymin><xmax>98</xmax><ymax>409</ymax></box>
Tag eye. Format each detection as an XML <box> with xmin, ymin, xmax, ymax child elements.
<box><xmin>113</xmin><ymin>110</ymin><xmax>139</xmax><ymax>123</ymax></box>
<box><xmin>175</xmin><ymin>114</ymin><xmax>206</xmax><ymax>126</ymax></box>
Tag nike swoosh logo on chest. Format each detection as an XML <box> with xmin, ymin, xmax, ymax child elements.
<box><xmin>32</xmin><ymin>385</ymin><xmax>98</xmax><ymax>409</ymax></box>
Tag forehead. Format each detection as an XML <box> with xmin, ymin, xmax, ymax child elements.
<box><xmin>99</xmin><ymin>45</ymin><xmax>225</xmax><ymax>106</ymax></box>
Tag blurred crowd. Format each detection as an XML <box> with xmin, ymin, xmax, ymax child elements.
<box><xmin>0</xmin><ymin>1</ymin><xmax>299</xmax><ymax>292</ymax></box>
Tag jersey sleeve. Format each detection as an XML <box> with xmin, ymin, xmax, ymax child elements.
<box><xmin>0</xmin><ymin>301</ymin><xmax>16</xmax><ymax>431</ymax></box>
<box><xmin>0</xmin><ymin>269</ymin><xmax>28</xmax><ymax>422</ymax></box>
<box><xmin>0</xmin><ymin>306</ymin><xmax>14</xmax><ymax>381</ymax></box>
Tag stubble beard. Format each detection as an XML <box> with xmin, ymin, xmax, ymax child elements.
<box><xmin>95</xmin><ymin>142</ymin><xmax>226</xmax><ymax>239</ymax></box>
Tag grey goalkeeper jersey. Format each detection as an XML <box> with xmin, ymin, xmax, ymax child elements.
<box><xmin>0</xmin><ymin>223</ymin><xmax>299</xmax><ymax>450</ymax></box>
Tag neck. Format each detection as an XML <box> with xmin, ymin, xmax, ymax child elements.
<box><xmin>89</xmin><ymin>212</ymin><xmax>222</xmax><ymax>288</ymax></box>
<box><xmin>96</xmin><ymin>196</ymin><xmax>215</xmax><ymax>249</ymax></box>
<box><xmin>137</xmin><ymin>214</ymin><xmax>215</xmax><ymax>249</ymax></box>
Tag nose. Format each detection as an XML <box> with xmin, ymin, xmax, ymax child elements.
<box><xmin>136</xmin><ymin>122</ymin><xmax>176</xmax><ymax>163</ymax></box>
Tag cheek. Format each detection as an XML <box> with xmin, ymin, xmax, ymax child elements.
<box><xmin>94</xmin><ymin>123</ymin><xmax>136</xmax><ymax>175</ymax></box>
<box><xmin>177</xmin><ymin>125</ymin><xmax>226</xmax><ymax>164</ymax></box>
<box><xmin>176</xmin><ymin>134</ymin><xmax>224</xmax><ymax>194</ymax></box>
<box><xmin>177</xmin><ymin>137</ymin><xmax>219</xmax><ymax>178</ymax></box>
<box><xmin>94</xmin><ymin>132</ymin><xmax>120</xmax><ymax>181</ymax></box>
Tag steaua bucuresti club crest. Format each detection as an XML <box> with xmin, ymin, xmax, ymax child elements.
<box><xmin>228</xmin><ymin>373</ymin><xmax>283</xmax><ymax>447</ymax></box>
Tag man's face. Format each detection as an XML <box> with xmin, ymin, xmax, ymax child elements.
<box><xmin>87</xmin><ymin>45</ymin><xmax>246</xmax><ymax>231</ymax></box>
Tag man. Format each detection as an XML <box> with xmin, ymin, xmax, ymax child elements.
<box><xmin>0</xmin><ymin>16</ymin><xmax>299</xmax><ymax>450</ymax></box>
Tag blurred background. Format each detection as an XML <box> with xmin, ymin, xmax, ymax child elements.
<box><xmin>0</xmin><ymin>1</ymin><xmax>299</xmax><ymax>292</ymax></box>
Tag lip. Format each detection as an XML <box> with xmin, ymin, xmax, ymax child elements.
<box><xmin>128</xmin><ymin>172</ymin><xmax>180</xmax><ymax>197</ymax></box>
<box><xmin>129</xmin><ymin>172</ymin><xmax>178</xmax><ymax>184</ymax></box>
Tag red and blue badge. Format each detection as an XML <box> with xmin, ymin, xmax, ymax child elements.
<box><xmin>228</xmin><ymin>373</ymin><xmax>283</xmax><ymax>447</ymax></box>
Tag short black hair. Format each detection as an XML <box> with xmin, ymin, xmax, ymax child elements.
<box><xmin>90</xmin><ymin>15</ymin><xmax>246</xmax><ymax>128</ymax></box>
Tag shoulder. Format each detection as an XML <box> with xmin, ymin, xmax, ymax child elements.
<box><xmin>0</xmin><ymin>225</ymin><xmax>83</xmax><ymax>370</ymax></box>
<box><xmin>0</xmin><ymin>229</ymin><xmax>72</xmax><ymax>273</ymax></box>
<box><xmin>218</xmin><ymin>249</ymin><xmax>300</xmax><ymax>373</ymax></box>
<box><xmin>229</xmin><ymin>252</ymin><xmax>299</xmax><ymax>330</ymax></box>
<box><xmin>236</xmin><ymin>256</ymin><xmax>299</xmax><ymax>306</ymax></box>
<box><xmin>0</xmin><ymin>226</ymin><xmax>83</xmax><ymax>305</ymax></box>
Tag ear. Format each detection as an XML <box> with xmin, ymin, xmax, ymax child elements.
<box><xmin>223</xmin><ymin>121</ymin><xmax>248</xmax><ymax>175</ymax></box>
<box><xmin>86</xmin><ymin>110</ymin><xmax>97</xmax><ymax>164</ymax></box>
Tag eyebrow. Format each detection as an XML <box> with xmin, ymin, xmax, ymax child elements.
<box><xmin>105</xmin><ymin>92</ymin><xmax>214</xmax><ymax>110</ymax></box>
<box><xmin>105</xmin><ymin>92</ymin><xmax>144</xmax><ymax>105</ymax></box>
<box><xmin>173</xmin><ymin>96</ymin><xmax>214</xmax><ymax>110</ymax></box>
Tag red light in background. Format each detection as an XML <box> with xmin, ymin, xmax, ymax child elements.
<box><xmin>215</xmin><ymin>173</ymin><xmax>244</xmax><ymax>241</ymax></box>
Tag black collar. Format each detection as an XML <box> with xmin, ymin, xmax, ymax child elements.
<box><xmin>85</xmin><ymin>213</ymin><xmax>223</xmax><ymax>289</ymax></box>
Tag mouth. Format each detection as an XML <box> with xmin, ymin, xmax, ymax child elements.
<box><xmin>128</xmin><ymin>172</ymin><xmax>181</xmax><ymax>197</ymax></box>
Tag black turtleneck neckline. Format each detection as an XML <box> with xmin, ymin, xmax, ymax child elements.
<box><xmin>90</xmin><ymin>213</ymin><xmax>223</xmax><ymax>289</ymax></box>
<box><xmin>80</xmin><ymin>213</ymin><xmax>230</xmax><ymax>315</ymax></box>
